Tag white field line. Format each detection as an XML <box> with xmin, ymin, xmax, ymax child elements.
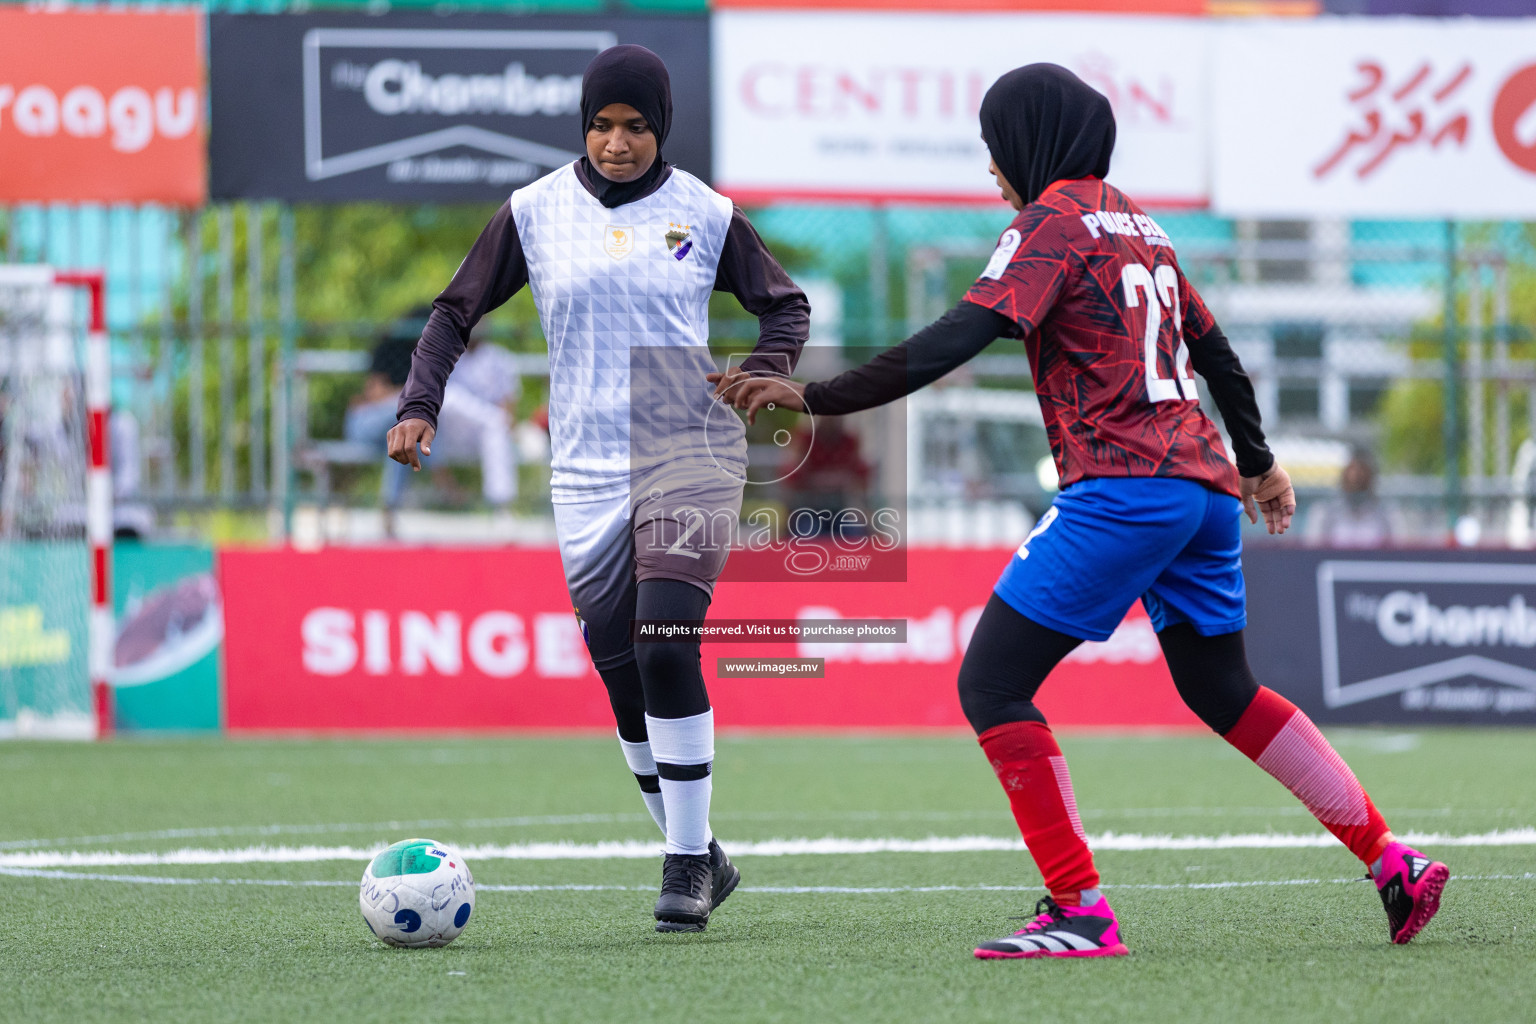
<box><xmin>0</xmin><ymin>807</ymin><xmax>1497</xmax><ymax>852</ymax></box>
<box><xmin>1</xmin><ymin>806</ymin><xmax>1498</xmax><ymax>852</ymax></box>
<box><xmin>0</xmin><ymin>829</ymin><xmax>1533</xmax><ymax>869</ymax></box>
<box><xmin>0</xmin><ymin>813</ymin><xmax>658</xmax><ymax>851</ymax></box>
<box><xmin>1</xmin><ymin>865</ymin><xmax>1532</xmax><ymax>892</ymax></box>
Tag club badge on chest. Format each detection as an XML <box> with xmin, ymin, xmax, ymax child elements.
<box><xmin>604</xmin><ymin>225</ymin><xmax>634</xmax><ymax>260</ymax></box>
<box><xmin>666</xmin><ymin>223</ymin><xmax>692</xmax><ymax>261</ymax></box>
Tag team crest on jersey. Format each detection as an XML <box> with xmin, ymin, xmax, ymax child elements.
<box><xmin>665</xmin><ymin>222</ymin><xmax>693</xmax><ymax>261</ymax></box>
<box><xmin>603</xmin><ymin>225</ymin><xmax>634</xmax><ymax>260</ymax></box>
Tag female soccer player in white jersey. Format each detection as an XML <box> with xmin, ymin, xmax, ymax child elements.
<box><xmin>716</xmin><ymin>64</ymin><xmax>1447</xmax><ymax>957</ymax></box>
<box><xmin>388</xmin><ymin>45</ymin><xmax>809</xmax><ymax>933</ymax></box>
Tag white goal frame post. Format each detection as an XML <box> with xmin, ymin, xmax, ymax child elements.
<box><xmin>0</xmin><ymin>265</ymin><xmax>112</xmax><ymax>739</ymax></box>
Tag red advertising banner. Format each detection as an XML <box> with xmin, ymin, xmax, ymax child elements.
<box><xmin>0</xmin><ymin>10</ymin><xmax>205</xmax><ymax>205</ymax></box>
<box><xmin>219</xmin><ymin>547</ymin><xmax>1198</xmax><ymax>732</ymax></box>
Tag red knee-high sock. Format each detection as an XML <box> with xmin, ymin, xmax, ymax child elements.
<box><xmin>1224</xmin><ymin>687</ymin><xmax>1393</xmax><ymax>865</ymax></box>
<box><xmin>978</xmin><ymin>720</ymin><xmax>1099</xmax><ymax>905</ymax></box>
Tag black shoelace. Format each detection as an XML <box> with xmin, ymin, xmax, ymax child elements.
<box><xmin>1007</xmin><ymin>896</ymin><xmax>1064</xmax><ymax>928</ymax></box>
<box><xmin>661</xmin><ymin>854</ymin><xmax>712</xmax><ymax>896</ymax></box>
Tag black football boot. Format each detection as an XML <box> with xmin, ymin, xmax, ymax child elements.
<box><xmin>708</xmin><ymin>837</ymin><xmax>741</xmax><ymax>912</ymax></box>
<box><xmin>654</xmin><ymin>852</ymin><xmax>714</xmax><ymax>932</ymax></box>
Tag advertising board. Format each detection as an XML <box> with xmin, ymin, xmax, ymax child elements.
<box><xmin>1212</xmin><ymin>19</ymin><xmax>1536</xmax><ymax>217</ymax></box>
<box><xmin>0</xmin><ymin>543</ymin><xmax>91</xmax><ymax>737</ymax></box>
<box><xmin>712</xmin><ymin>11</ymin><xmax>1209</xmax><ymax>206</ymax></box>
<box><xmin>0</xmin><ymin>9</ymin><xmax>205</xmax><ymax>205</ymax></box>
<box><xmin>220</xmin><ymin>547</ymin><xmax>1195</xmax><ymax>731</ymax></box>
<box><xmin>1244</xmin><ymin>549</ymin><xmax>1536</xmax><ymax>725</ymax></box>
<box><xmin>209</xmin><ymin>13</ymin><xmax>711</xmax><ymax>202</ymax></box>
<box><xmin>112</xmin><ymin>544</ymin><xmax>222</xmax><ymax>733</ymax></box>
<box><xmin>225</xmin><ymin>544</ymin><xmax>1536</xmax><ymax>731</ymax></box>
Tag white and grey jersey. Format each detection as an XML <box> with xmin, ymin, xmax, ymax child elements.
<box><xmin>520</xmin><ymin>165</ymin><xmax>729</xmax><ymax>500</ymax></box>
<box><xmin>398</xmin><ymin>161</ymin><xmax>809</xmax><ymax>504</ymax></box>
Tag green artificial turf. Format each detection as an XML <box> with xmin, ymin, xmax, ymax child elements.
<box><xmin>1</xmin><ymin>730</ymin><xmax>1532</xmax><ymax>1023</ymax></box>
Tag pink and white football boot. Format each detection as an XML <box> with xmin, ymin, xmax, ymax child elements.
<box><xmin>1374</xmin><ymin>842</ymin><xmax>1449</xmax><ymax>944</ymax></box>
<box><xmin>974</xmin><ymin>896</ymin><xmax>1129</xmax><ymax>959</ymax></box>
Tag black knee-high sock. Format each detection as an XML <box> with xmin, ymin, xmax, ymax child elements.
<box><xmin>634</xmin><ymin>579</ymin><xmax>714</xmax><ymax>854</ymax></box>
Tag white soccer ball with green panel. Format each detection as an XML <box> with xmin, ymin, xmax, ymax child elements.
<box><xmin>359</xmin><ymin>838</ymin><xmax>476</xmax><ymax>948</ymax></box>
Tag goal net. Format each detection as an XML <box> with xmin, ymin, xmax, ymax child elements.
<box><xmin>0</xmin><ymin>266</ymin><xmax>105</xmax><ymax>738</ymax></box>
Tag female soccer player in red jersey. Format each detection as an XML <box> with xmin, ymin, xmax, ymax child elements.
<box><xmin>713</xmin><ymin>64</ymin><xmax>1447</xmax><ymax>958</ymax></box>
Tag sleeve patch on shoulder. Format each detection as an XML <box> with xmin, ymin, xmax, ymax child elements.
<box><xmin>979</xmin><ymin>229</ymin><xmax>1022</xmax><ymax>281</ymax></box>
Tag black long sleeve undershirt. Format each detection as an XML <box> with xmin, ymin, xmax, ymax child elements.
<box><xmin>398</xmin><ymin>184</ymin><xmax>809</xmax><ymax>431</ymax></box>
<box><xmin>1185</xmin><ymin>323</ymin><xmax>1273</xmax><ymax>478</ymax></box>
<box><xmin>803</xmin><ymin>300</ymin><xmax>1274</xmax><ymax>478</ymax></box>
<box><xmin>802</xmin><ymin>301</ymin><xmax>1010</xmax><ymax>416</ymax></box>
<box><xmin>398</xmin><ymin>202</ymin><xmax>527</xmax><ymax>430</ymax></box>
<box><xmin>715</xmin><ymin>205</ymin><xmax>809</xmax><ymax>379</ymax></box>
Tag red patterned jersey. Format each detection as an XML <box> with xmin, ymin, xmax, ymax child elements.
<box><xmin>963</xmin><ymin>178</ymin><xmax>1239</xmax><ymax>498</ymax></box>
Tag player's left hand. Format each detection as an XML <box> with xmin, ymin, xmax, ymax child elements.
<box><xmin>1241</xmin><ymin>462</ymin><xmax>1296</xmax><ymax>535</ymax></box>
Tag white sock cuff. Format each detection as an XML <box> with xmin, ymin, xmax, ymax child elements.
<box><xmin>644</xmin><ymin>709</ymin><xmax>714</xmax><ymax>765</ymax></box>
<box><xmin>617</xmin><ymin>734</ymin><xmax>658</xmax><ymax>776</ymax></box>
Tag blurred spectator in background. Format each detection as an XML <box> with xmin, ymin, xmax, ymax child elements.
<box><xmin>1306</xmin><ymin>449</ymin><xmax>1398</xmax><ymax>548</ymax></box>
<box><xmin>778</xmin><ymin>417</ymin><xmax>872</xmax><ymax>533</ymax></box>
<box><xmin>344</xmin><ymin>311</ymin><xmax>420</xmax><ymax>516</ymax></box>
<box><xmin>427</xmin><ymin>328</ymin><xmax>520</xmax><ymax>510</ymax></box>
<box><xmin>435</xmin><ymin>330</ymin><xmax>521</xmax><ymax>503</ymax></box>
<box><xmin>345</xmin><ymin>308</ymin><xmax>517</xmax><ymax>521</ymax></box>
<box><xmin>452</xmin><ymin>332</ymin><xmax>522</xmax><ymax>413</ymax></box>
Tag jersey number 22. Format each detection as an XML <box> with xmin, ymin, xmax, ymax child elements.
<box><xmin>1121</xmin><ymin>263</ymin><xmax>1197</xmax><ymax>404</ymax></box>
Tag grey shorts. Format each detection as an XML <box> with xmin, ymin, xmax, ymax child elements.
<box><xmin>554</xmin><ymin>464</ymin><xmax>743</xmax><ymax>670</ymax></box>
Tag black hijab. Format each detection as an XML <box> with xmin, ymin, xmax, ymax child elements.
<box><xmin>579</xmin><ymin>44</ymin><xmax>673</xmax><ymax>209</ymax></box>
<box><xmin>979</xmin><ymin>64</ymin><xmax>1116</xmax><ymax>208</ymax></box>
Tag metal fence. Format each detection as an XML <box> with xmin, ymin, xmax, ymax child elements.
<box><xmin>2</xmin><ymin>203</ymin><xmax>298</xmax><ymax>521</ymax></box>
<box><xmin>3</xmin><ymin>201</ymin><xmax>1533</xmax><ymax>547</ymax></box>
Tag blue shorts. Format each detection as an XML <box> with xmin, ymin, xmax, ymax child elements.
<box><xmin>994</xmin><ymin>477</ymin><xmax>1246</xmax><ymax>642</ymax></box>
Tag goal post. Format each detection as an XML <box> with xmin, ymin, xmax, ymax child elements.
<box><xmin>56</xmin><ymin>270</ymin><xmax>113</xmax><ymax>739</ymax></box>
<box><xmin>0</xmin><ymin>266</ymin><xmax>112</xmax><ymax>739</ymax></box>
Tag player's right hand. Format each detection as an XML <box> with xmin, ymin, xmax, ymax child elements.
<box><xmin>387</xmin><ymin>417</ymin><xmax>435</xmax><ymax>471</ymax></box>
<box><xmin>1240</xmin><ymin>462</ymin><xmax>1296</xmax><ymax>535</ymax></box>
<box><xmin>706</xmin><ymin>373</ymin><xmax>808</xmax><ymax>425</ymax></box>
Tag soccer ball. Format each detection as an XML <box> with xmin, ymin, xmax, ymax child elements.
<box><xmin>359</xmin><ymin>838</ymin><xmax>476</xmax><ymax>948</ymax></box>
